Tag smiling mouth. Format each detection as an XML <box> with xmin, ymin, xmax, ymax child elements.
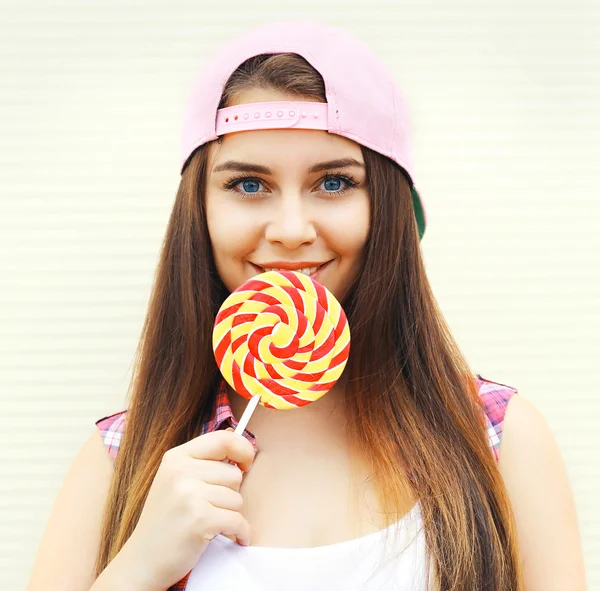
<box><xmin>250</xmin><ymin>260</ymin><xmax>333</xmax><ymax>278</ymax></box>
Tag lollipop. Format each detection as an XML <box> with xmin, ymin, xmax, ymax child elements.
<box><xmin>212</xmin><ymin>270</ymin><xmax>351</xmax><ymax>433</ymax></box>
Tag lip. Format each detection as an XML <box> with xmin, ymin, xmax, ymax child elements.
<box><xmin>250</xmin><ymin>259</ymin><xmax>333</xmax><ymax>279</ymax></box>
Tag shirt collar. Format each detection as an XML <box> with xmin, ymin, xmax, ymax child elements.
<box><xmin>201</xmin><ymin>377</ymin><xmax>258</xmax><ymax>453</ymax></box>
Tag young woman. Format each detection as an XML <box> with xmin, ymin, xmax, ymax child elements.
<box><xmin>28</xmin><ymin>21</ymin><xmax>586</xmax><ymax>591</ymax></box>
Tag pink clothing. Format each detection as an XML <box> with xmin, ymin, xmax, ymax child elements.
<box><xmin>96</xmin><ymin>373</ymin><xmax>516</xmax><ymax>463</ymax></box>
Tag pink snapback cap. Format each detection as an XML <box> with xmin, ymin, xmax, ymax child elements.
<box><xmin>180</xmin><ymin>19</ymin><xmax>427</xmax><ymax>240</ymax></box>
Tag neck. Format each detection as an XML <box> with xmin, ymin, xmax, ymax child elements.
<box><xmin>228</xmin><ymin>378</ymin><xmax>349</xmax><ymax>450</ymax></box>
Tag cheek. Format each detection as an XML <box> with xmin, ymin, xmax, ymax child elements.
<box><xmin>206</xmin><ymin>197</ymin><xmax>260</xmax><ymax>260</ymax></box>
<box><xmin>322</xmin><ymin>198</ymin><xmax>370</xmax><ymax>255</ymax></box>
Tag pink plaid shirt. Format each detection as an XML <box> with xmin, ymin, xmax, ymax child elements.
<box><xmin>95</xmin><ymin>373</ymin><xmax>517</xmax><ymax>590</ymax></box>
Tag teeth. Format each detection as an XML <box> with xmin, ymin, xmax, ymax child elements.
<box><xmin>300</xmin><ymin>267</ymin><xmax>318</xmax><ymax>276</ymax></box>
<box><xmin>262</xmin><ymin>266</ymin><xmax>319</xmax><ymax>276</ymax></box>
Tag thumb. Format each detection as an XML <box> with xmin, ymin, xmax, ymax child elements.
<box><xmin>223</xmin><ymin>426</ymin><xmax>244</xmax><ymax>468</ymax></box>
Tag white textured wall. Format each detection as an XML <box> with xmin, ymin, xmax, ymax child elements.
<box><xmin>2</xmin><ymin>2</ymin><xmax>598</xmax><ymax>590</ymax></box>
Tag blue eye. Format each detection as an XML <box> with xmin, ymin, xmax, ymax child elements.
<box><xmin>240</xmin><ymin>179</ymin><xmax>261</xmax><ymax>193</ymax></box>
<box><xmin>223</xmin><ymin>172</ymin><xmax>359</xmax><ymax>198</ymax></box>
<box><xmin>323</xmin><ymin>177</ymin><xmax>342</xmax><ymax>192</ymax></box>
<box><xmin>319</xmin><ymin>173</ymin><xmax>359</xmax><ymax>195</ymax></box>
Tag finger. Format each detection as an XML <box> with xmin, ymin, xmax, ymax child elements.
<box><xmin>185</xmin><ymin>429</ymin><xmax>255</xmax><ymax>472</ymax></box>
<box><xmin>202</xmin><ymin>482</ymin><xmax>245</xmax><ymax>513</ymax></box>
<box><xmin>210</xmin><ymin>507</ymin><xmax>252</xmax><ymax>546</ymax></box>
<box><xmin>223</xmin><ymin>428</ymin><xmax>256</xmax><ymax>473</ymax></box>
<box><xmin>223</xmin><ymin>427</ymin><xmax>242</xmax><ymax>470</ymax></box>
<box><xmin>196</xmin><ymin>460</ymin><xmax>244</xmax><ymax>491</ymax></box>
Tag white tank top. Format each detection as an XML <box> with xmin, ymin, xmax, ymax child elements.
<box><xmin>185</xmin><ymin>501</ymin><xmax>431</xmax><ymax>590</ymax></box>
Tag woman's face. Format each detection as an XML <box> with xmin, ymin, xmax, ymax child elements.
<box><xmin>205</xmin><ymin>88</ymin><xmax>370</xmax><ymax>302</ymax></box>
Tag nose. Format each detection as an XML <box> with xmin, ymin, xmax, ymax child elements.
<box><xmin>264</xmin><ymin>195</ymin><xmax>317</xmax><ymax>248</ymax></box>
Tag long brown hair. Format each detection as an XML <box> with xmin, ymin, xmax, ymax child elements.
<box><xmin>95</xmin><ymin>53</ymin><xmax>523</xmax><ymax>590</ymax></box>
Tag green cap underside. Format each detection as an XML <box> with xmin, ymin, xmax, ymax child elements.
<box><xmin>411</xmin><ymin>186</ymin><xmax>426</xmax><ymax>241</ymax></box>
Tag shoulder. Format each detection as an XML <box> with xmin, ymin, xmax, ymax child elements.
<box><xmin>498</xmin><ymin>390</ymin><xmax>569</xmax><ymax>486</ymax></box>
<box><xmin>496</xmin><ymin>388</ymin><xmax>587</xmax><ymax>589</ymax></box>
<box><xmin>498</xmin><ymin>392</ymin><xmax>562</xmax><ymax>474</ymax></box>
<box><xmin>95</xmin><ymin>409</ymin><xmax>128</xmax><ymax>463</ymax></box>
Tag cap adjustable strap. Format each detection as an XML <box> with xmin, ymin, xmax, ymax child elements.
<box><xmin>216</xmin><ymin>101</ymin><xmax>328</xmax><ymax>136</ymax></box>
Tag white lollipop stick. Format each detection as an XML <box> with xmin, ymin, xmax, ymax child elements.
<box><xmin>234</xmin><ymin>394</ymin><xmax>261</xmax><ymax>435</ymax></box>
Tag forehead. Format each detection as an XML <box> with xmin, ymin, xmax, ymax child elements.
<box><xmin>208</xmin><ymin>128</ymin><xmax>363</xmax><ymax>175</ymax></box>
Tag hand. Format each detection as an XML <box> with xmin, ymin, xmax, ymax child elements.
<box><xmin>123</xmin><ymin>428</ymin><xmax>255</xmax><ymax>589</ymax></box>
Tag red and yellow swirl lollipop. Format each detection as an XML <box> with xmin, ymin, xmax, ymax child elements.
<box><xmin>213</xmin><ymin>270</ymin><xmax>350</xmax><ymax>431</ymax></box>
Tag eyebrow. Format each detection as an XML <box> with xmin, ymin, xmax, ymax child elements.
<box><xmin>212</xmin><ymin>158</ymin><xmax>365</xmax><ymax>175</ymax></box>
